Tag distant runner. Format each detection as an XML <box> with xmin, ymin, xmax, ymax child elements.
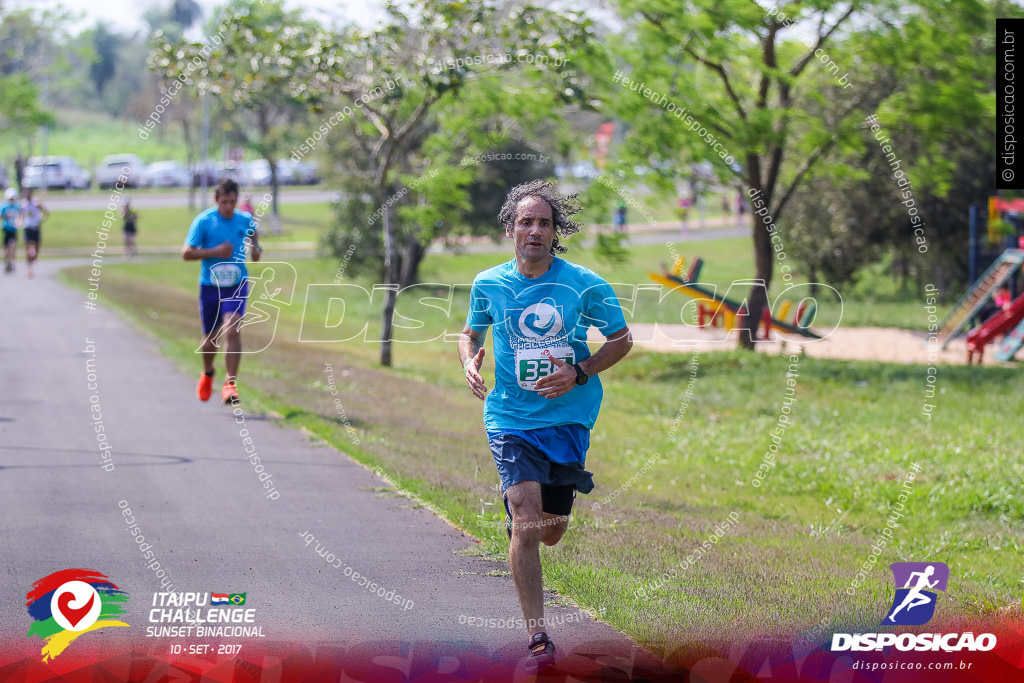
<box><xmin>182</xmin><ymin>178</ymin><xmax>261</xmax><ymax>405</ymax></box>
<box><xmin>122</xmin><ymin>199</ymin><xmax>139</xmax><ymax>258</ymax></box>
<box><xmin>458</xmin><ymin>180</ymin><xmax>632</xmax><ymax>672</ymax></box>
<box><xmin>20</xmin><ymin>189</ymin><xmax>47</xmax><ymax>278</ymax></box>
<box><xmin>2</xmin><ymin>188</ymin><xmax>20</xmax><ymax>274</ymax></box>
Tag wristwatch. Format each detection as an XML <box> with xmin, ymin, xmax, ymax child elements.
<box><xmin>571</xmin><ymin>363</ymin><xmax>589</xmax><ymax>386</ymax></box>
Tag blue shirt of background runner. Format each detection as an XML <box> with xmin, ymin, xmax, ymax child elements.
<box><xmin>184</xmin><ymin>207</ymin><xmax>254</xmax><ymax>287</ymax></box>
<box><xmin>466</xmin><ymin>257</ymin><xmax>626</xmax><ymax>433</ymax></box>
<box><xmin>1</xmin><ymin>201</ymin><xmax>19</xmax><ymax>230</ymax></box>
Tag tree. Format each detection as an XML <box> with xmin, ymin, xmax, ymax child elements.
<box><xmin>784</xmin><ymin>0</ymin><xmax>995</xmax><ymax>296</ymax></box>
<box><xmin>604</xmin><ymin>0</ymin><xmax>909</xmax><ymax>347</ymax></box>
<box><xmin>0</xmin><ymin>74</ymin><xmax>55</xmax><ymax>137</ymax></box>
<box><xmin>89</xmin><ymin>22</ymin><xmax>118</xmax><ymax>97</ymax></box>
<box><xmin>148</xmin><ymin>0</ymin><xmax>328</xmax><ymax>216</ymax></box>
<box><xmin>0</xmin><ymin>4</ymin><xmax>63</xmax><ymax>148</ymax></box>
<box><xmin>170</xmin><ymin>0</ymin><xmax>202</xmax><ymax>29</ymax></box>
<box><xmin>317</xmin><ymin>0</ymin><xmax>595</xmax><ymax>366</ymax></box>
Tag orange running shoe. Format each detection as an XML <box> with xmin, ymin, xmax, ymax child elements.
<box><xmin>222</xmin><ymin>380</ymin><xmax>239</xmax><ymax>405</ymax></box>
<box><xmin>197</xmin><ymin>373</ymin><xmax>213</xmax><ymax>401</ymax></box>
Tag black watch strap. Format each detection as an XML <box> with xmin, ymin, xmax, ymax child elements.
<box><xmin>572</xmin><ymin>363</ymin><xmax>588</xmax><ymax>385</ymax></box>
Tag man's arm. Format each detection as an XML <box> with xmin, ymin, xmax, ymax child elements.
<box><xmin>182</xmin><ymin>242</ymin><xmax>233</xmax><ymax>261</ymax></box>
<box><xmin>459</xmin><ymin>325</ymin><xmax>488</xmax><ymax>400</ymax></box>
<box><xmin>249</xmin><ymin>230</ymin><xmax>262</xmax><ymax>262</ymax></box>
<box><xmin>578</xmin><ymin>325</ymin><xmax>632</xmax><ymax>377</ymax></box>
<box><xmin>533</xmin><ymin>326</ymin><xmax>632</xmax><ymax>399</ymax></box>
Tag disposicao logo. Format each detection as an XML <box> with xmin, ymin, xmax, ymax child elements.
<box><xmin>26</xmin><ymin>569</ymin><xmax>130</xmax><ymax>662</ymax></box>
<box><xmin>884</xmin><ymin>562</ymin><xmax>948</xmax><ymax>626</ymax></box>
<box><xmin>831</xmin><ymin>562</ymin><xmax>996</xmax><ymax>653</ymax></box>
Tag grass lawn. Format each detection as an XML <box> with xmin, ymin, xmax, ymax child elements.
<box><xmin>4</xmin><ymin>108</ymin><xmax>190</xmax><ymax>169</ymax></box>
<box><xmin>60</xmin><ymin>252</ymin><xmax>1022</xmax><ymax>665</ymax></box>
<box><xmin>36</xmin><ymin>202</ymin><xmax>333</xmax><ymax>250</ymax></box>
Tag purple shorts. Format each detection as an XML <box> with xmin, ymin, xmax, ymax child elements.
<box><xmin>199</xmin><ymin>282</ymin><xmax>249</xmax><ymax>335</ymax></box>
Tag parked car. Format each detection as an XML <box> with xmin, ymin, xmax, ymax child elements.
<box><xmin>144</xmin><ymin>161</ymin><xmax>191</xmax><ymax>188</ymax></box>
<box><xmin>23</xmin><ymin>156</ymin><xmax>91</xmax><ymax>190</ymax></box>
<box><xmin>293</xmin><ymin>160</ymin><xmax>321</xmax><ymax>185</ymax></box>
<box><xmin>213</xmin><ymin>161</ymin><xmax>244</xmax><ymax>183</ymax></box>
<box><xmin>243</xmin><ymin>159</ymin><xmax>273</xmax><ymax>186</ymax></box>
<box><xmin>96</xmin><ymin>154</ymin><xmax>149</xmax><ymax>189</ymax></box>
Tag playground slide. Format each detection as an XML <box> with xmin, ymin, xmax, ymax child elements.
<box><xmin>994</xmin><ymin>317</ymin><xmax>1024</xmax><ymax>362</ymax></box>
<box><xmin>649</xmin><ymin>271</ymin><xmax>822</xmax><ymax>340</ymax></box>
<box><xmin>938</xmin><ymin>248</ymin><xmax>1024</xmax><ymax>349</ymax></box>
<box><xmin>966</xmin><ymin>292</ymin><xmax>1024</xmax><ymax>363</ymax></box>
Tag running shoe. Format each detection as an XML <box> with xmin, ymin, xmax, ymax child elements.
<box><xmin>524</xmin><ymin>632</ymin><xmax>556</xmax><ymax>672</ymax></box>
<box><xmin>222</xmin><ymin>380</ymin><xmax>239</xmax><ymax>405</ymax></box>
<box><xmin>197</xmin><ymin>373</ymin><xmax>213</xmax><ymax>401</ymax></box>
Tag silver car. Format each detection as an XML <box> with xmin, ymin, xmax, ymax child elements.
<box><xmin>23</xmin><ymin>156</ymin><xmax>91</xmax><ymax>190</ymax></box>
<box><xmin>96</xmin><ymin>154</ymin><xmax>149</xmax><ymax>189</ymax></box>
<box><xmin>144</xmin><ymin>161</ymin><xmax>191</xmax><ymax>188</ymax></box>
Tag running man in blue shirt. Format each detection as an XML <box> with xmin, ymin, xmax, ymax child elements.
<box><xmin>182</xmin><ymin>178</ymin><xmax>261</xmax><ymax>404</ymax></box>
<box><xmin>458</xmin><ymin>180</ymin><xmax>632</xmax><ymax>671</ymax></box>
<box><xmin>2</xmin><ymin>188</ymin><xmax>20</xmax><ymax>274</ymax></box>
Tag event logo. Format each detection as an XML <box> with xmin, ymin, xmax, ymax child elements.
<box><xmin>26</xmin><ymin>569</ymin><xmax>130</xmax><ymax>662</ymax></box>
<box><xmin>884</xmin><ymin>562</ymin><xmax>948</xmax><ymax>626</ymax></box>
<box><xmin>518</xmin><ymin>302</ymin><xmax>563</xmax><ymax>339</ymax></box>
<box><xmin>832</xmin><ymin>561</ymin><xmax>996</xmax><ymax>653</ymax></box>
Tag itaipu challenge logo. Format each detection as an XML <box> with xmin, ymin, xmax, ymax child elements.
<box><xmin>26</xmin><ymin>569</ymin><xmax>130</xmax><ymax>662</ymax></box>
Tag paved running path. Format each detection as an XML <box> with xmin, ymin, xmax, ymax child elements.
<box><xmin>0</xmin><ymin>259</ymin><xmax>676</xmax><ymax>678</ymax></box>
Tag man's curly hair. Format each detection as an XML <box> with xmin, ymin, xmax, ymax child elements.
<box><xmin>497</xmin><ymin>180</ymin><xmax>582</xmax><ymax>254</ymax></box>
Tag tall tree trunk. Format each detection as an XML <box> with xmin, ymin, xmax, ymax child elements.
<box><xmin>269</xmin><ymin>161</ymin><xmax>282</xmax><ymax>234</ymax></box>
<box><xmin>399</xmin><ymin>230</ymin><xmax>426</xmax><ymax>288</ymax></box>
<box><xmin>739</xmin><ymin>181</ymin><xmax>775</xmax><ymax>349</ymax></box>
<box><xmin>380</xmin><ymin>203</ymin><xmax>399</xmax><ymax>367</ymax></box>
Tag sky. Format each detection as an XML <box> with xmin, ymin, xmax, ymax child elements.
<box><xmin>8</xmin><ymin>0</ymin><xmax>387</xmax><ymax>34</ymax></box>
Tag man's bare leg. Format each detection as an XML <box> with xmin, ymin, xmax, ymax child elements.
<box><xmin>506</xmin><ymin>481</ymin><xmax>546</xmax><ymax>636</ymax></box>
<box><xmin>221</xmin><ymin>312</ymin><xmax>243</xmax><ymax>383</ymax></box>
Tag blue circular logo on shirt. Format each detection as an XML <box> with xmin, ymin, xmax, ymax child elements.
<box><xmin>518</xmin><ymin>303</ymin><xmax>563</xmax><ymax>339</ymax></box>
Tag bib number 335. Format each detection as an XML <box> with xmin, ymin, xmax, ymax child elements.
<box><xmin>516</xmin><ymin>347</ymin><xmax>574</xmax><ymax>390</ymax></box>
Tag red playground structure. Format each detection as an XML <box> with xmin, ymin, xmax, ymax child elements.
<box><xmin>966</xmin><ymin>292</ymin><xmax>1024</xmax><ymax>364</ymax></box>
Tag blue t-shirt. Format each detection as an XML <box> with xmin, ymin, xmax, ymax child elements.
<box><xmin>466</xmin><ymin>257</ymin><xmax>627</xmax><ymax>432</ymax></box>
<box><xmin>184</xmin><ymin>207</ymin><xmax>255</xmax><ymax>287</ymax></box>
<box><xmin>1</xmin><ymin>201</ymin><xmax>19</xmax><ymax>230</ymax></box>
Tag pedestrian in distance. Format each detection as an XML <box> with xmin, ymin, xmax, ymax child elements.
<box><xmin>122</xmin><ymin>199</ymin><xmax>139</xmax><ymax>258</ymax></box>
<box><xmin>20</xmin><ymin>188</ymin><xmax>47</xmax><ymax>279</ymax></box>
<box><xmin>2</xmin><ymin>188</ymin><xmax>20</xmax><ymax>274</ymax></box>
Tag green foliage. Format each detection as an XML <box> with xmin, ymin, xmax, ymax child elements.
<box><xmin>88</xmin><ymin>23</ymin><xmax>119</xmax><ymax>97</ymax></box>
<box><xmin>0</xmin><ymin>74</ymin><xmax>55</xmax><ymax>134</ymax></box>
<box><xmin>318</xmin><ymin>0</ymin><xmax>594</xmax><ymax>297</ymax></box>
<box><xmin>594</xmin><ymin>232</ymin><xmax>632</xmax><ymax>268</ymax></box>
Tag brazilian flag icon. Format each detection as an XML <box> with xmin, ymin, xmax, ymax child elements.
<box><xmin>229</xmin><ymin>593</ymin><xmax>246</xmax><ymax>605</ymax></box>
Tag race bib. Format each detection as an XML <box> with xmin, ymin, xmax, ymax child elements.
<box><xmin>515</xmin><ymin>346</ymin><xmax>574</xmax><ymax>391</ymax></box>
<box><xmin>210</xmin><ymin>263</ymin><xmax>242</xmax><ymax>287</ymax></box>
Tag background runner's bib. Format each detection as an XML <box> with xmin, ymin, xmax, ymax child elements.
<box><xmin>515</xmin><ymin>346</ymin><xmax>574</xmax><ymax>390</ymax></box>
<box><xmin>210</xmin><ymin>263</ymin><xmax>242</xmax><ymax>287</ymax></box>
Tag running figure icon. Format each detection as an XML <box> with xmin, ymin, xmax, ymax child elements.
<box><xmin>887</xmin><ymin>565</ymin><xmax>938</xmax><ymax>622</ymax></box>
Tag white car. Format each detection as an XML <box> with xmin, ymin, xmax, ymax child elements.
<box><xmin>144</xmin><ymin>161</ymin><xmax>191</xmax><ymax>188</ymax></box>
<box><xmin>23</xmin><ymin>156</ymin><xmax>91</xmax><ymax>190</ymax></box>
<box><xmin>96</xmin><ymin>154</ymin><xmax>149</xmax><ymax>189</ymax></box>
<box><xmin>244</xmin><ymin>159</ymin><xmax>273</xmax><ymax>186</ymax></box>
